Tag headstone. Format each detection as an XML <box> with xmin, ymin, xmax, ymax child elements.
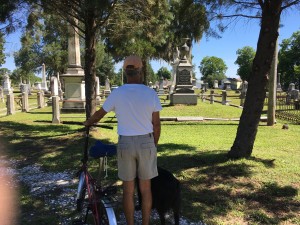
<box><xmin>224</xmin><ymin>81</ymin><xmax>231</xmax><ymax>90</ymax></box>
<box><xmin>60</xmin><ymin>19</ymin><xmax>85</xmax><ymax>113</ymax></box>
<box><xmin>37</xmin><ymin>91</ymin><xmax>45</xmax><ymax>108</ymax></box>
<box><xmin>148</xmin><ymin>81</ymin><xmax>153</xmax><ymax>88</ymax></box>
<box><xmin>20</xmin><ymin>83</ymin><xmax>29</xmax><ymax>94</ymax></box>
<box><xmin>288</xmin><ymin>83</ymin><xmax>295</xmax><ymax>93</ymax></box>
<box><xmin>103</xmin><ymin>76</ymin><xmax>111</xmax><ymax>97</ymax></box>
<box><xmin>51</xmin><ymin>76</ymin><xmax>59</xmax><ymax>96</ymax></box>
<box><xmin>2</xmin><ymin>73</ymin><xmax>13</xmax><ymax>95</ymax></box>
<box><xmin>105</xmin><ymin>77</ymin><xmax>110</xmax><ymax>91</ymax></box>
<box><xmin>213</xmin><ymin>80</ymin><xmax>219</xmax><ymax>89</ymax></box>
<box><xmin>158</xmin><ymin>77</ymin><xmax>164</xmax><ymax>94</ymax></box>
<box><xmin>170</xmin><ymin>39</ymin><xmax>197</xmax><ymax>105</ymax></box>
<box><xmin>35</xmin><ymin>82</ymin><xmax>42</xmax><ymax>91</ymax></box>
<box><xmin>277</xmin><ymin>73</ymin><xmax>282</xmax><ymax>92</ymax></box>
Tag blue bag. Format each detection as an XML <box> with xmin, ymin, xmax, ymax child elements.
<box><xmin>89</xmin><ymin>141</ymin><xmax>117</xmax><ymax>158</ymax></box>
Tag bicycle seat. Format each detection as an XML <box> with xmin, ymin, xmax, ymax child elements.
<box><xmin>89</xmin><ymin>141</ymin><xmax>117</xmax><ymax>158</ymax></box>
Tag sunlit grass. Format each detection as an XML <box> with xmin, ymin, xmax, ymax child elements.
<box><xmin>0</xmin><ymin>98</ymin><xmax>299</xmax><ymax>225</ymax></box>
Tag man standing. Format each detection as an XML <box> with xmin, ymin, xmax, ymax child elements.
<box><xmin>84</xmin><ymin>55</ymin><xmax>162</xmax><ymax>225</ymax></box>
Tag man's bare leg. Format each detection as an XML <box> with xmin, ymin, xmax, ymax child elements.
<box><xmin>139</xmin><ymin>179</ymin><xmax>152</xmax><ymax>225</ymax></box>
<box><xmin>123</xmin><ymin>180</ymin><xmax>135</xmax><ymax>225</ymax></box>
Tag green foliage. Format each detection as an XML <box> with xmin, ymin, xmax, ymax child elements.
<box><xmin>199</xmin><ymin>56</ymin><xmax>227</xmax><ymax>87</ymax></box>
<box><xmin>235</xmin><ymin>46</ymin><xmax>255</xmax><ymax>81</ymax></box>
<box><xmin>95</xmin><ymin>44</ymin><xmax>117</xmax><ymax>86</ymax></box>
<box><xmin>14</xmin><ymin>10</ymin><xmax>68</xmax><ymax>78</ymax></box>
<box><xmin>156</xmin><ymin>66</ymin><xmax>171</xmax><ymax>80</ymax></box>
<box><xmin>105</xmin><ymin>0</ymin><xmax>172</xmax><ymax>60</ymax></box>
<box><xmin>278</xmin><ymin>30</ymin><xmax>300</xmax><ymax>89</ymax></box>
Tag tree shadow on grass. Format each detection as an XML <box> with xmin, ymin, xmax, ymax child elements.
<box><xmin>0</xmin><ymin>121</ymin><xmax>113</xmax><ymax>171</ymax></box>
<box><xmin>156</xmin><ymin>143</ymin><xmax>299</xmax><ymax>224</ymax></box>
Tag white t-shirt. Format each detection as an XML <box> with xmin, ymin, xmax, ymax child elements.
<box><xmin>102</xmin><ymin>84</ymin><xmax>162</xmax><ymax>136</ymax></box>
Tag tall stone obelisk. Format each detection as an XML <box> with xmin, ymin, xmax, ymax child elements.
<box><xmin>60</xmin><ymin>21</ymin><xmax>85</xmax><ymax>112</ymax></box>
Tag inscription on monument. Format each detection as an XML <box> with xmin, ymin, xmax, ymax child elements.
<box><xmin>178</xmin><ymin>69</ymin><xmax>191</xmax><ymax>85</ymax></box>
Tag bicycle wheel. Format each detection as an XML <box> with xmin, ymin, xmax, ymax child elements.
<box><xmin>98</xmin><ymin>198</ymin><xmax>117</xmax><ymax>225</ymax></box>
<box><xmin>76</xmin><ymin>171</ymin><xmax>86</xmax><ymax>212</ymax></box>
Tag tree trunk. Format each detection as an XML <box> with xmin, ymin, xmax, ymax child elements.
<box><xmin>84</xmin><ymin>9</ymin><xmax>97</xmax><ymax>119</ymax></box>
<box><xmin>228</xmin><ymin>1</ymin><xmax>282</xmax><ymax>159</ymax></box>
<box><xmin>267</xmin><ymin>33</ymin><xmax>278</xmax><ymax>126</ymax></box>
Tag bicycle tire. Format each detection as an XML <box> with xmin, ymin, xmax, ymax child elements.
<box><xmin>76</xmin><ymin>171</ymin><xmax>86</xmax><ymax>212</ymax></box>
<box><xmin>98</xmin><ymin>198</ymin><xmax>117</xmax><ymax>225</ymax></box>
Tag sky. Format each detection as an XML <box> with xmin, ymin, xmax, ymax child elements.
<box><xmin>2</xmin><ymin>9</ymin><xmax>300</xmax><ymax>80</ymax></box>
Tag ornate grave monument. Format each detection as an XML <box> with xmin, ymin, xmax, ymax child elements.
<box><xmin>60</xmin><ymin>21</ymin><xmax>85</xmax><ymax>112</ymax></box>
<box><xmin>170</xmin><ymin>40</ymin><xmax>197</xmax><ymax>105</ymax></box>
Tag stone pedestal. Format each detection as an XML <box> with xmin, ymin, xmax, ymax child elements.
<box><xmin>37</xmin><ymin>92</ymin><xmax>45</xmax><ymax>108</ymax></box>
<box><xmin>6</xmin><ymin>94</ymin><xmax>15</xmax><ymax>115</ymax></box>
<box><xmin>21</xmin><ymin>92</ymin><xmax>29</xmax><ymax>112</ymax></box>
<box><xmin>52</xmin><ymin>96</ymin><xmax>60</xmax><ymax>124</ymax></box>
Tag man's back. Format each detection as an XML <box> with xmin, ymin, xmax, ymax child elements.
<box><xmin>102</xmin><ymin>84</ymin><xmax>161</xmax><ymax>135</ymax></box>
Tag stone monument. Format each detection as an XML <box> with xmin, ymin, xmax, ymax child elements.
<box><xmin>60</xmin><ymin>21</ymin><xmax>85</xmax><ymax>112</ymax></box>
<box><xmin>213</xmin><ymin>80</ymin><xmax>219</xmax><ymax>89</ymax></box>
<box><xmin>103</xmin><ymin>76</ymin><xmax>111</xmax><ymax>97</ymax></box>
<box><xmin>41</xmin><ymin>63</ymin><xmax>49</xmax><ymax>93</ymax></box>
<box><xmin>2</xmin><ymin>73</ymin><xmax>13</xmax><ymax>95</ymax></box>
<box><xmin>158</xmin><ymin>76</ymin><xmax>165</xmax><ymax>94</ymax></box>
<box><xmin>170</xmin><ymin>40</ymin><xmax>197</xmax><ymax>105</ymax></box>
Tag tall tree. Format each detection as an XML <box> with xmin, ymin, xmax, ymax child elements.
<box><xmin>278</xmin><ymin>30</ymin><xmax>300</xmax><ymax>89</ymax></box>
<box><xmin>235</xmin><ymin>46</ymin><xmax>256</xmax><ymax>81</ymax></box>
<box><xmin>156</xmin><ymin>67</ymin><xmax>171</xmax><ymax>80</ymax></box>
<box><xmin>105</xmin><ymin>0</ymin><xmax>172</xmax><ymax>84</ymax></box>
<box><xmin>199</xmin><ymin>56</ymin><xmax>227</xmax><ymax>87</ymax></box>
<box><xmin>221</xmin><ymin>0</ymin><xmax>300</xmax><ymax>158</ymax></box>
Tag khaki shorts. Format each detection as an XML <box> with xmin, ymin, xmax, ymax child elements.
<box><xmin>117</xmin><ymin>133</ymin><xmax>158</xmax><ymax>181</ymax></box>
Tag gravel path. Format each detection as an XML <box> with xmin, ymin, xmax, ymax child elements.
<box><xmin>0</xmin><ymin>157</ymin><xmax>205</xmax><ymax>225</ymax></box>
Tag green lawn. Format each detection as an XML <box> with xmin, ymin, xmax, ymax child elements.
<box><xmin>0</xmin><ymin>97</ymin><xmax>299</xmax><ymax>225</ymax></box>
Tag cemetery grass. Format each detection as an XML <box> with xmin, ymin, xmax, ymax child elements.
<box><xmin>0</xmin><ymin>100</ymin><xmax>299</xmax><ymax>225</ymax></box>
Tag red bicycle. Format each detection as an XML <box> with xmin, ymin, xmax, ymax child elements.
<box><xmin>73</xmin><ymin>125</ymin><xmax>117</xmax><ymax>225</ymax></box>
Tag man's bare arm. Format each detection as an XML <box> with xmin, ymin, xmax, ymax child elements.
<box><xmin>152</xmin><ymin>111</ymin><xmax>161</xmax><ymax>146</ymax></box>
<box><xmin>83</xmin><ymin>108</ymin><xmax>108</xmax><ymax>126</ymax></box>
